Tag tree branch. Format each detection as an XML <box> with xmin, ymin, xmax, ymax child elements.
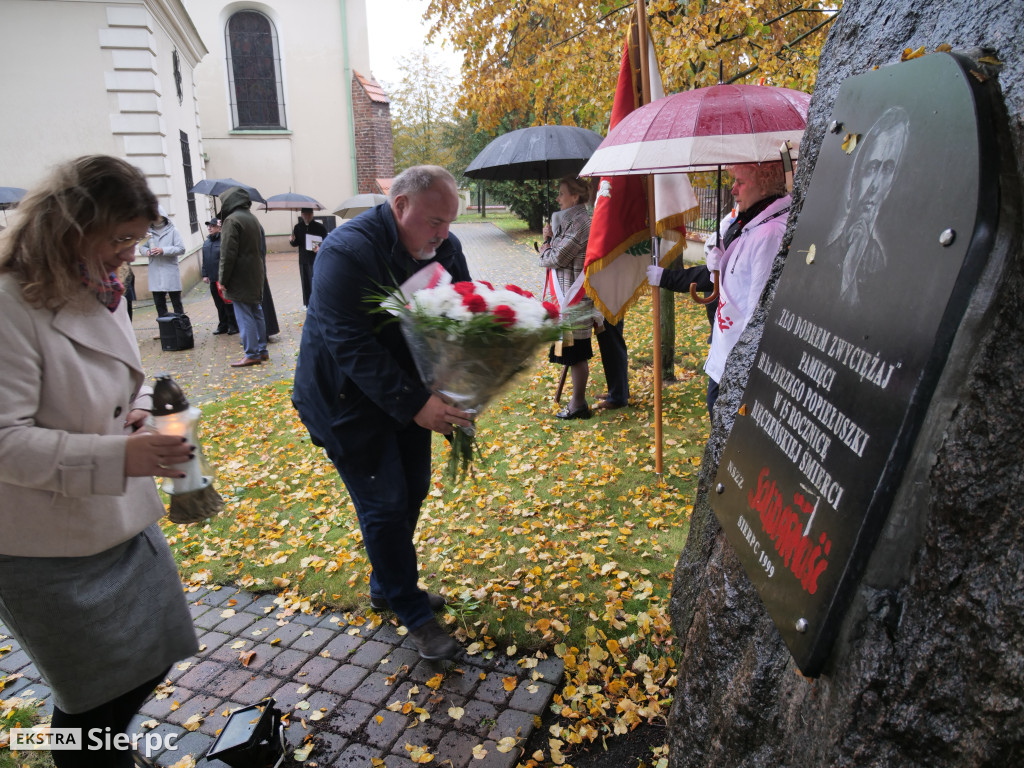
<box><xmin>783</xmin><ymin>14</ymin><xmax>837</xmax><ymax>51</ymax></box>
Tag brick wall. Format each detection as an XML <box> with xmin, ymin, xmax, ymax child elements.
<box><xmin>352</xmin><ymin>73</ymin><xmax>394</xmax><ymax>194</ymax></box>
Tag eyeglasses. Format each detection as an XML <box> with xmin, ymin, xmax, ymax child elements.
<box><xmin>110</xmin><ymin>234</ymin><xmax>148</xmax><ymax>248</ymax></box>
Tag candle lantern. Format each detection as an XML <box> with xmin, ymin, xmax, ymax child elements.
<box><xmin>151</xmin><ymin>374</ymin><xmax>223</xmax><ymax>524</ymax></box>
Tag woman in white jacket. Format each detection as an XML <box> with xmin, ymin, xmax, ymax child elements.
<box><xmin>141</xmin><ymin>206</ymin><xmax>185</xmax><ymax>316</ymax></box>
<box><xmin>702</xmin><ymin>162</ymin><xmax>790</xmax><ymax>416</ymax></box>
<box><xmin>0</xmin><ymin>156</ymin><xmax>198</xmax><ymax>766</ymax></box>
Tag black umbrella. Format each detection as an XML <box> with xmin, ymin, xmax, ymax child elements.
<box><xmin>189</xmin><ymin>177</ymin><xmax>266</xmax><ymax>204</ymax></box>
<box><xmin>464</xmin><ymin>125</ymin><xmax>604</xmax><ymax>181</ymax></box>
<box><xmin>465</xmin><ymin>126</ymin><xmax>603</xmax><ymax>406</ymax></box>
<box><xmin>0</xmin><ymin>186</ymin><xmax>27</xmax><ymax>210</ymax></box>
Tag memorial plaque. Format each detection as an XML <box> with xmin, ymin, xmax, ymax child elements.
<box><xmin>713</xmin><ymin>53</ymin><xmax>999</xmax><ymax>676</ymax></box>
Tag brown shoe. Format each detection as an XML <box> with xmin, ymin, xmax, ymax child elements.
<box><xmin>230</xmin><ymin>356</ymin><xmax>262</xmax><ymax>367</ymax></box>
<box><xmin>259</xmin><ymin>351</ymin><xmax>269</xmax><ymax>361</ymax></box>
<box><xmin>408</xmin><ymin>618</ymin><xmax>458</xmax><ymax>660</ymax></box>
<box><xmin>594</xmin><ymin>399</ymin><xmax>627</xmax><ymax>411</ymax></box>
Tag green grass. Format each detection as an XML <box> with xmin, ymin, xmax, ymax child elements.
<box><xmin>164</xmin><ymin>292</ymin><xmax>710</xmax><ymax>653</ymax></box>
<box><xmin>161</xmin><ymin>293</ymin><xmax>712</xmax><ymax>745</ymax></box>
<box><xmin>0</xmin><ymin>683</ymin><xmax>54</xmax><ymax>768</ymax></box>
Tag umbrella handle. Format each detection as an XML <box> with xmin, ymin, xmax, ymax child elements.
<box><xmin>690</xmin><ymin>270</ymin><xmax>720</xmax><ymax>305</ymax></box>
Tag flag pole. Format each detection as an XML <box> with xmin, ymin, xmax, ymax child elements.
<box><xmin>636</xmin><ymin>0</ymin><xmax>663</xmax><ymax>478</ymax></box>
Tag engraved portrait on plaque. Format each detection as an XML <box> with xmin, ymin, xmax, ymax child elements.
<box><xmin>711</xmin><ymin>53</ymin><xmax>1000</xmax><ymax>676</ymax></box>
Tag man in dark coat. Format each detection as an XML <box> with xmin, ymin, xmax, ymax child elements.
<box><xmin>218</xmin><ymin>187</ymin><xmax>267</xmax><ymax>366</ymax></box>
<box><xmin>292</xmin><ymin>166</ymin><xmax>473</xmax><ymax>661</ymax></box>
<box><xmin>201</xmin><ymin>218</ymin><xmax>237</xmax><ymax>335</ymax></box>
<box><xmin>290</xmin><ymin>208</ymin><xmax>328</xmax><ymax>308</ymax></box>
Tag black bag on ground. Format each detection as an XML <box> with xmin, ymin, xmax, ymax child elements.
<box><xmin>157</xmin><ymin>312</ymin><xmax>195</xmax><ymax>351</ymax></box>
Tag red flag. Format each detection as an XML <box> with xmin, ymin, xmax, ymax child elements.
<box><xmin>585</xmin><ymin>11</ymin><xmax>697</xmax><ymax>324</ymax></box>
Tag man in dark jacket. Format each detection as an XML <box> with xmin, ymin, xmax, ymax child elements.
<box><xmin>201</xmin><ymin>218</ymin><xmax>237</xmax><ymax>335</ymax></box>
<box><xmin>290</xmin><ymin>208</ymin><xmax>328</xmax><ymax>308</ymax></box>
<box><xmin>292</xmin><ymin>166</ymin><xmax>473</xmax><ymax>661</ymax></box>
<box><xmin>218</xmin><ymin>187</ymin><xmax>267</xmax><ymax>366</ymax></box>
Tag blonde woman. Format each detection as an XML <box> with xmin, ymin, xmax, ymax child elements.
<box><xmin>0</xmin><ymin>155</ymin><xmax>198</xmax><ymax>766</ymax></box>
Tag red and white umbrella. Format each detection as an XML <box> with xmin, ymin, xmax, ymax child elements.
<box><xmin>580</xmin><ymin>83</ymin><xmax>811</xmax><ymax>176</ymax></box>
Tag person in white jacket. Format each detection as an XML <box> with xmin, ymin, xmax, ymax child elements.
<box><xmin>649</xmin><ymin>163</ymin><xmax>789</xmax><ymax>417</ymax></box>
<box><xmin>141</xmin><ymin>206</ymin><xmax>186</xmax><ymax>316</ymax></box>
<box><xmin>704</xmin><ymin>162</ymin><xmax>790</xmax><ymax>415</ymax></box>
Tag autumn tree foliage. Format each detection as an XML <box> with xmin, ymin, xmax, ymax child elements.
<box><xmin>425</xmin><ymin>0</ymin><xmax>840</xmax><ymax>133</ymax></box>
<box><xmin>385</xmin><ymin>49</ymin><xmax>460</xmax><ymax>174</ymax></box>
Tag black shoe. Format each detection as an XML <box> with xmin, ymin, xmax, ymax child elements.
<box><xmin>371</xmin><ymin>592</ymin><xmax>446</xmax><ymax>612</ymax></box>
<box><xmin>556</xmin><ymin>405</ymin><xmax>592</xmax><ymax>420</ymax></box>
<box><xmin>594</xmin><ymin>399</ymin><xmax>627</xmax><ymax>411</ymax></box>
<box><xmin>227</xmin><ymin>327</ymin><xmax>239</xmax><ymax>335</ymax></box>
<box><xmin>408</xmin><ymin>618</ymin><xmax>458</xmax><ymax>661</ymax></box>
<box><xmin>212</xmin><ymin>328</ymin><xmax>228</xmax><ymax>335</ymax></box>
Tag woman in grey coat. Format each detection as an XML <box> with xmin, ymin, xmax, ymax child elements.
<box><xmin>141</xmin><ymin>206</ymin><xmax>185</xmax><ymax>316</ymax></box>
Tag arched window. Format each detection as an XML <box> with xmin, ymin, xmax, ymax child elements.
<box><xmin>225</xmin><ymin>10</ymin><xmax>286</xmax><ymax>129</ymax></box>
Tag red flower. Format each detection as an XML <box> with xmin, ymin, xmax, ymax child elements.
<box><xmin>462</xmin><ymin>293</ymin><xmax>487</xmax><ymax>313</ymax></box>
<box><xmin>493</xmin><ymin>304</ymin><xmax>517</xmax><ymax>328</ymax></box>
<box><xmin>505</xmin><ymin>284</ymin><xmax>534</xmax><ymax>299</ymax></box>
<box><xmin>453</xmin><ymin>281</ymin><xmax>476</xmax><ymax>296</ymax></box>
<box><xmin>542</xmin><ymin>301</ymin><xmax>560</xmax><ymax>320</ymax></box>
<box><xmin>477</xmin><ymin>280</ymin><xmax>494</xmax><ymax>290</ymax></box>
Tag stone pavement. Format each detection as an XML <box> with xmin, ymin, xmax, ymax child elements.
<box><xmin>0</xmin><ymin>222</ymin><xmax>563</xmax><ymax>767</ymax></box>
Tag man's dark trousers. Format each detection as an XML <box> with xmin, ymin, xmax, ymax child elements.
<box><xmin>326</xmin><ymin>425</ymin><xmax>434</xmax><ymax>632</ymax></box>
<box><xmin>597</xmin><ymin>318</ymin><xmax>630</xmax><ymax>406</ymax></box>
<box><xmin>210</xmin><ymin>281</ymin><xmax>236</xmax><ymax>332</ymax></box>
<box><xmin>299</xmin><ymin>255</ymin><xmax>315</xmax><ymax>307</ymax></box>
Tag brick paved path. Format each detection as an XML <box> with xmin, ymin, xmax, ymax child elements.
<box><xmin>0</xmin><ymin>223</ymin><xmax>564</xmax><ymax>767</ymax></box>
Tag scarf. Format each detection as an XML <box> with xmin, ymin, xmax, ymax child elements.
<box><xmin>722</xmin><ymin>195</ymin><xmax>782</xmax><ymax>250</ymax></box>
<box><xmin>79</xmin><ymin>263</ymin><xmax>125</xmax><ymax>312</ymax></box>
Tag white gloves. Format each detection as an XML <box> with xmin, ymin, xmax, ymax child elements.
<box><xmin>705</xmin><ymin>245</ymin><xmax>724</xmax><ymax>272</ymax></box>
<box><xmin>647</xmin><ymin>265</ymin><xmax>664</xmax><ymax>287</ymax></box>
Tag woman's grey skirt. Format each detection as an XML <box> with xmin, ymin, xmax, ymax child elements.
<box><xmin>0</xmin><ymin>524</ymin><xmax>198</xmax><ymax>714</ymax></box>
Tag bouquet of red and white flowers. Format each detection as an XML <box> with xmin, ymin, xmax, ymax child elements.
<box><xmin>388</xmin><ymin>271</ymin><xmax>570</xmax><ymax>479</ymax></box>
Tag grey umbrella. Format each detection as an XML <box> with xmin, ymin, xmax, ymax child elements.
<box><xmin>333</xmin><ymin>193</ymin><xmax>387</xmax><ymax>219</ymax></box>
<box><xmin>262</xmin><ymin>192</ymin><xmax>325</xmax><ymax>211</ymax></box>
<box><xmin>189</xmin><ymin>177</ymin><xmax>266</xmax><ymax>204</ymax></box>
<box><xmin>464</xmin><ymin>125</ymin><xmax>604</xmax><ymax>181</ymax></box>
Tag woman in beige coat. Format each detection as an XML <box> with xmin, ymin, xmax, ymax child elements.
<box><xmin>0</xmin><ymin>156</ymin><xmax>199</xmax><ymax>767</ymax></box>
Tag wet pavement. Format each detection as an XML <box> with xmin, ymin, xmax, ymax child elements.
<box><xmin>0</xmin><ymin>222</ymin><xmax>564</xmax><ymax>767</ymax></box>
